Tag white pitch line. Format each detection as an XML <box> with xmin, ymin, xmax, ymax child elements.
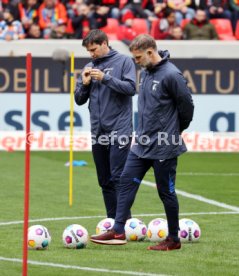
<box><xmin>0</xmin><ymin>216</ymin><xmax>105</xmax><ymax>227</ymax></box>
<box><xmin>148</xmin><ymin>172</ymin><xmax>239</xmax><ymax>177</ymax></box>
<box><xmin>137</xmin><ymin>211</ymin><xmax>239</xmax><ymax>217</ymax></box>
<box><xmin>178</xmin><ymin>172</ymin><xmax>239</xmax><ymax>176</ymax></box>
<box><xmin>0</xmin><ymin>211</ymin><xmax>238</xmax><ymax>227</ymax></box>
<box><xmin>142</xmin><ymin>180</ymin><xmax>239</xmax><ymax>212</ymax></box>
<box><xmin>0</xmin><ymin>257</ymin><xmax>170</xmax><ymax>276</ymax></box>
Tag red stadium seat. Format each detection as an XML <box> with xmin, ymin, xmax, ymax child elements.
<box><xmin>131</xmin><ymin>18</ymin><xmax>149</xmax><ymax>36</ymax></box>
<box><xmin>210</xmin><ymin>19</ymin><xmax>236</xmax><ymax>40</ymax></box>
<box><xmin>120</xmin><ymin>0</ymin><xmax>127</xmax><ymax>9</ymax></box>
<box><xmin>66</xmin><ymin>19</ymin><xmax>74</xmax><ymax>35</ymax></box>
<box><xmin>150</xmin><ymin>19</ymin><xmax>160</xmax><ymax>37</ymax></box>
<box><xmin>100</xmin><ymin>18</ymin><xmax>119</xmax><ymax>40</ymax></box>
<box><xmin>235</xmin><ymin>20</ymin><xmax>239</xmax><ymax>40</ymax></box>
<box><xmin>181</xmin><ymin>18</ymin><xmax>190</xmax><ymax>29</ymax></box>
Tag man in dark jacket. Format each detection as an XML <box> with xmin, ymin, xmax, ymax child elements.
<box><xmin>188</xmin><ymin>0</ymin><xmax>208</xmax><ymax>10</ymax></box>
<box><xmin>184</xmin><ymin>9</ymin><xmax>218</xmax><ymax>40</ymax></box>
<box><xmin>207</xmin><ymin>0</ymin><xmax>232</xmax><ymax>20</ymax></box>
<box><xmin>75</xmin><ymin>29</ymin><xmax>136</xmax><ymax>219</ymax></box>
<box><xmin>72</xmin><ymin>4</ymin><xmax>108</xmax><ymax>39</ymax></box>
<box><xmin>90</xmin><ymin>34</ymin><xmax>194</xmax><ymax>251</ymax></box>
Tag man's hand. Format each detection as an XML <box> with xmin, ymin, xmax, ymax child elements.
<box><xmin>90</xmin><ymin>69</ymin><xmax>105</xmax><ymax>81</ymax></box>
<box><xmin>82</xmin><ymin>67</ymin><xmax>92</xmax><ymax>85</ymax></box>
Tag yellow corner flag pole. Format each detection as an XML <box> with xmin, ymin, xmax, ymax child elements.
<box><xmin>69</xmin><ymin>52</ymin><xmax>74</xmax><ymax>206</ymax></box>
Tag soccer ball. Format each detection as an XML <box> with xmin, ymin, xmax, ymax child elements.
<box><xmin>147</xmin><ymin>218</ymin><xmax>168</xmax><ymax>242</ymax></box>
<box><xmin>124</xmin><ymin>218</ymin><xmax>147</xmax><ymax>241</ymax></box>
<box><xmin>96</xmin><ymin>218</ymin><xmax>115</xmax><ymax>234</ymax></box>
<box><xmin>62</xmin><ymin>224</ymin><xmax>88</xmax><ymax>249</ymax></box>
<box><xmin>28</xmin><ymin>225</ymin><xmax>51</xmax><ymax>250</ymax></box>
<box><xmin>179</xmin><ymin>218</ymin><xmax>201</xmax><ymax>242</ymax></box>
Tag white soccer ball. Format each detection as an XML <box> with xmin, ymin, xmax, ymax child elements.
<box><xmin>147</xmin><ymin>218</ymin><xmax>168</xmax><ymax>242</ymax></box>
<box><xmin>124</xmin><ymin>218</ymin><xmax>147</xmax><ymax>241</ymax></box>
<box><xmin>96</xmin><ymin>218</ymin><xmax>115</xmax><ymax>234</ymax></box>
<box><xmin>28</xmin><ymin>225</ymin><xmax>51</xmax><ymax>250</ymax></box>
<box><xmin>62</xmin><ymin>224</ymin><xmax>88</xmax><ymax>249</ymax></box>
<box><xmin>179</xmin><ymin>218</ymin><xmax>201</xmax><ymax>242</ymax></box>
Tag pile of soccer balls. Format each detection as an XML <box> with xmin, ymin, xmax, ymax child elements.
<box><xmin>27</xmin><ymin>217</ymin><xmax>201</xmax><ymax>250</ymax></box>
<box><xmin>124</xmin><ymin>217</ymin><xmax>201</xmax><ymax>242</ymax></box>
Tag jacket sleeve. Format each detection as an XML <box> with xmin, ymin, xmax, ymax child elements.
<box><xmin>166</xmin><ymin>71</ymin><xmax>194</xmax><ymax>132</ymax></box>
<box><xmin>101</xmin><ymin>57</ymin><xmax>136</xmax><ymax>96</ymax></box>
<box><xmin>74</xmin><ymin>75</ymin><xmax>91</xmax><ymax>105</ymax></box>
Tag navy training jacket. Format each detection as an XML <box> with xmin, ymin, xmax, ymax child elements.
<box><xmin>131</xmin><ymin>50</ymin><xmax>194</xmax><ymax>160</ymax></box>
<box><xmin>75</xmin><ymin>49</ymin><xmax>136</xmax><ymax>138</ymax></box>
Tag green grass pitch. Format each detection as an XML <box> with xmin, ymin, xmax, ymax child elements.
<box><xmin>0</xmin><ymin>151</ymin><xmax>239</xmax><ymax>276</ymax></box>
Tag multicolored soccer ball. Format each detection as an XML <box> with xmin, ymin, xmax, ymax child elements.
<box><xmin>124</xmin><ymin>218</ymin><xmax>147</xmax><ymax>241</ymax></box>
<box><xmin>147</xmin><ymin>218</ymin><xmax>168</xmax><ymax>242</ymax></box>
<box><xmin>62</xmin><ymin>224</ymin><xmax>88</xmax><ymax>249</ymax></box>
<box><xmin>179</xmin><ymin>218</ymin><xmax>201</xmax><ymax>242</ymax></box>
<box><xmin>96</xmin><ymin>218</ymin><xmax>115</xmax><ymax>234</ymax></box>
<box><xmin>28</xmin><ymin>225</ymin><xmax>51</xmax><ymax>250</ymax></box>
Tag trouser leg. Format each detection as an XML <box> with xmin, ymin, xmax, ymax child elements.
<box><xmin>109</xmin><ymin>139</ymin><xmax>131</xmax><ymax>196</ymax></box>
<box><xmin>110</xmin><ymin>139</ymin><xmax>132</xmax><ymax>218</ymax></box>
<box><xmin>153</xmin><ymin>158</ymin><xmax>179</xmax><ymax>242</ymax></box>
<box><xmin>114</xmin><ymin>152</ymin><xmax>151</xmax><ymax>233</ymax></box>
<box><xmin>92</xmin><ymin>143</ymin><xmax>117</xmax><ymax>218</ymax></box>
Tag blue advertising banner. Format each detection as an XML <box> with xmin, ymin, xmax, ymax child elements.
<box><xmin>0</xmin><ymin>57</ymin><xmax>239</xmax><ymax>94</ymax></box>
<box><xmin>0</xmin><ymin>94</ymin><xmax>238</xmax><ymax>132</ymax></box>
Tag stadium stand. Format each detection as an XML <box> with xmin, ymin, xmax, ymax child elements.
<box><xmin>180</xmin><ymin>18</ymin><xmax>190</xmax><ymax>29</ymax></box>
<box><xmin>0</xmin><ymin>0</ymin><xmax>239</xmax><ymax>41</ymax></box>
<box><xmin>100</xmin><ymin>18</ymin><xmax>119</xmax><ymax>40</ymax></box>
<box><xmin>150</xmin><ymin>18</ymin><xmax>159</xmax><ymax>37</ymax></box>
<box><xmin>210</xmin><ymin>18</ymin><xmax>236</xmax><ymax>40</ymax></box>
<box><xmin>235</xmin><ymin>20</ymin><xmax>239</xmax><ymax>39</ymax></box>
<box><xmin>131</xmin><ymin>18</ymin><xmax>149</xmax><ymax>35</ymax></box>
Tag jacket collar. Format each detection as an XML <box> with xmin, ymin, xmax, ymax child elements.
<box><xmin>146</xmin><ymin>50</ymin><xmax>170</xmax><ymax>72</ymax></box>
<box><xmin>92</xmin><ymin>48</ymin><xmax>118</xmax><ymax>65</ymax></box>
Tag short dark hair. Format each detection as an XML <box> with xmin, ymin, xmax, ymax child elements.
<box><xmin>129</xmin><ymin>34</ymin><xmax>157</xmax><ymax>52</ymax></box>
<box><xmin>163</xmin><ymin>7</ymin><xmax>175</xmax><ymax>18</ymax></box>
<box><xmin>82</xmin><ymin>29</ymin><xmax>109</xmax><ymax>47</ymax></box>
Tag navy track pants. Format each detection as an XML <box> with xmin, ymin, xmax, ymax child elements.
<box><xmin>114</xmin><ymin>151</ymin><xmax>179</xmax><ymax>240</ymax></box>
<box><xmin>92</xmin><ymin>141</ymin><xmax>131</xmax><ymax>218</ymax></box>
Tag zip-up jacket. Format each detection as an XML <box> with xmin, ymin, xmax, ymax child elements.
<box><xmin>75</xmin><ymin>49</ymin><xmax>136</xmax><ymax>138</ymax></box>
<box><xmin>131</xmin><ymin>50</ymin><xmax>194</xmax><ymax>160</ymax></box>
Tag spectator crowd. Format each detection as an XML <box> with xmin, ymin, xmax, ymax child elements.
<box><xmin>0</xmin><ymin>0</ymin><xmax>239</xmax><ymax>41</ymax></box>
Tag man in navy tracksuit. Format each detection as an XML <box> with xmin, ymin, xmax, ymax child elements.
<box><xmin>75</xmin><ymin>30</ymin><xmax>136</xmax><ymax>219</ymax></box>
<box><xmin>91</xmin><ymin>34</ymin><xmax>194</xmax><ymax>251</ymax></box>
